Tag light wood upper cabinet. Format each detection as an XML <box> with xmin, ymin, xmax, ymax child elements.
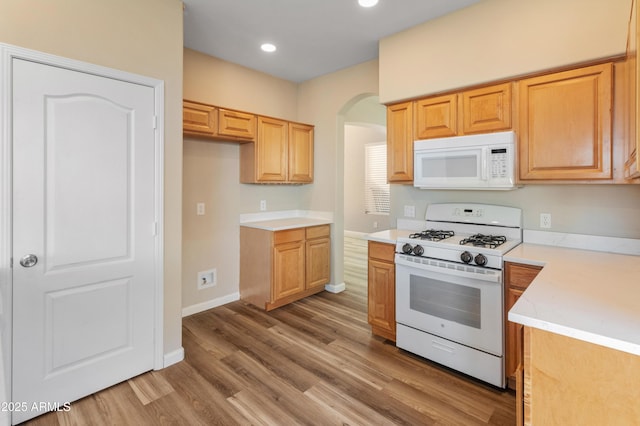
<box><xmin>184</xmin><ymin>100</ymin><xmax>314</xmax><ymax>184</ymax></box>
<box><xmin>461</xmin><ymin>83</ymin><xmax>512</xmax><ymax>134</ymax></box>
<box><xmin>518</xmin><ymin>63</ymin><xmax>613</xmax><ymax>180</ymax></box>
<box><xmin>415</xmin><ymin>83</ymin><xmax>512</xmax><ymax>140</ymax></box>
<box><xmin>183</xmin><ymin>100</ymin><xmax>255</xmax><ymax>142</ymax></box>
<box><xmin>415</xmin><ymin>94</ymin><xmax>458</xmax><ymax>139</ymax></box>
<box><xmin>625</xmin><ymin>1</ymin><xmax>639</xmax><ymax>179</ymax></box>
<box><xmin>217</xmin><ymin>108</ymin><xmax>256</xmax><ymax>140</ymax></box>
<box><xmin>288</xmin><ymin>123</ymin><xmax>314</xmax><ymax>183</ymax></box>
<box><xmin>386</xmin><ymin>101</ymin><xmax>414</xmax><ymax>183</ymax></box>
<box><xmin>240</xmin><ymin>117</ymin><xmax>314</xmax><ymax>184</ymax></box>
<box><xmin>183</xmin><ymin>100</ymin><xmax>217</xmax><ymax>137</ymax></box>
<box><xmin>255</xmin><ymin>116</ymin><xmax>288</xmax><ymax>182</ymax></box>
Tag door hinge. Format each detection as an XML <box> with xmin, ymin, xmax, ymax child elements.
<box><xmin>153</xmin><ymin>115</ymin><xmax>158</xmax><ymax>129</ymax></box>
<box><xmin>152</xmin><ymin>222</ymin><xmax>158</xmax><ymax>236</ymax></box>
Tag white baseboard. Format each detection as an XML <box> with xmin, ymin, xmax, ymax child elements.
<box><xmin>162</xmin><ymin>347</ymin><xmax>184</xmax><ymax>368</ymax></box>
<box><xmin>182</xmin><ymin>292</ymin><xmax>240</xmax><ymax>317</ymax></box>
<box><xmin>325</xmin><ymin>282</ymin><xmax>346</xmax><ymax>293</ymax></box>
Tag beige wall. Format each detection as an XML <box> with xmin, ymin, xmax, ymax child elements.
<box><xmin>0</xmin><ymin>0</ymin><xmax>184</xmax><ymax>359</ymax></box>
<box><xmin>183</xmin><ymin>49</ymin><xmax>302</xmax><ymax>311</ymax></box>
<box><xmin>380</xmin><ymin>0</ymin><xmax>633</xmax><ymax>103</ymax></box>
<box><xmin>182</xmin><ymin>53</ymin><xmax>379</xmax><ymax>311</ymax></box>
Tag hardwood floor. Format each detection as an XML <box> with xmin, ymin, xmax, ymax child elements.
<box><xmin>25</xmin><ymin>279</ymin><xmax>515</xmax><ymax>425</ymax></box>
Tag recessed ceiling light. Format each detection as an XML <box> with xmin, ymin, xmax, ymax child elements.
<box><xmin>358</xmin><ymin>0</ymin><xmax>379</xmax><ymax>7</ymax></box>
<box><xmin>261</xmin><ymin>43</ymin><xmax>276</xmax><ymax>53</ymax></box>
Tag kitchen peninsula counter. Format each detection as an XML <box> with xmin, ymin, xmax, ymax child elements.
<box><xmin>507</xmin><ymin>243</ymin><xmax>640</xmax><ymax>356</ymax></box>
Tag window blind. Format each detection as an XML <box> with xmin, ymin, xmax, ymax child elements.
<box><xmin>364</xmin><ymin>143</ymin><xmax>390</xmax><ymax>215</ymax></box>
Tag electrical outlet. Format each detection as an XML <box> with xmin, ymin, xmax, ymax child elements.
<box><xmin>404</xmin><ymin>205</ymin><xmax>416</xmax><ymax>218</ymax></box>
<box><xmin>196</xmin><ymin>202</ymin><xmax>205</xmax><ymax>216</ymax></box>
<box><xmin>260</xmin><ymin>200</ymin><xmax>267</xmax><ymax>211</ymax></box>
<box><xmin>540</xmin><ymin>213</ymin><xmax>551</xmax><ymax>229</ymax></box>
<box><xmin>197</xmin><ymin>269</ymin><xmax>216</xmax><ymax>289</ymax></box>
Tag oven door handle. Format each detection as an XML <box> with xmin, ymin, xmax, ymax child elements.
<box><xmin>395</xmin><ymin>255</ymin><xmax>501</xmax><ymax>283</ymax></box>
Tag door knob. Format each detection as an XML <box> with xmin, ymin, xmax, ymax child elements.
<box><xmin>19</xmin><ymin>254</ymin><xmax>38</xmax><ymax>268</ymax></box>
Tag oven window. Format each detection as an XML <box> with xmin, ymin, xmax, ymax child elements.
<box><xmin>409</xmin><ymin>274</ymin><xmax>481</xmax><ymax>328</ymax></box>
<box><xmin>421</xmin><ymin>155</ymin><xmax>477</xmax><ymax>178</ymax></box>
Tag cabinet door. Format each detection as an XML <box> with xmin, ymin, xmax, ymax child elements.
<box><xmin>519</xmin><ymin>63</ymin><xmax>613</xmax><ymax>180</ymax></box>
<box><xmin>256</xmin><ymin>116</ymin><xmax>288</xmax><ymax>182</ymax></box>
<box><xmin>288</xmin><ymin>122</ymin><xmax>314</xmax><ymax>183</ymax></box>
<box><xmin>625</xmin><ymin>55</ymin><xmax>639</xmax><ymax>178</ymax></box>
<box><xmin>306</xmin><ymin>237</ymin><xmax>330</xmax><ymax>289</ymax></box>
<box><xmin>506</xmin><ymin>286</ymin><xmax>525</xmax><ymax>385</ymax></box>
<box><xmin>217</xmin><ymin>108</ymin><xmax>256</xmax><ymax>140</ymax></box>
<box><xmin>505</xmin><ymin>262</ymin><xmax>542</xmax><ymax>389</ymax></box>
<box><xmin>367</xmin><ymin>258</ymin><xmax>395</xmax><ymax>341</ymax></box>
<box><xmin>415</xmin><ymin>93</ymin><xmax>458</xmax><ymax>139</ymax></box>
<box><xmin>461</xmin><ymin>83</ymin><xmax>512</xmax><ymax>134</ymax></box>
<box><xmin>183</xmin><ymin>100</ymin><xmax>217</xmax><ymax>137</ymax></box>
<box><xmin>273</xmin><ymin>240</ymin><xmax>305</xmax><ymax>301</ymax></box>
<box><xmin>386</xmin><ymin>102</ymin><xmax>413</xmax><ymax>183</ymax></box>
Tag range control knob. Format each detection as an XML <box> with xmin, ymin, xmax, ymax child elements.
<box><xmin>402</xmin><ymin>243</ymin><xmax>413</xmax><ymax>254</ymax></box>
<box><xmin>413</xmin><ymin>245</ymin><xmax>424</xmax><ymax>256</ymax></box>
<box><xmin>474</xmin><ymin>253</ymin><xmax>487</xmax><ymax>266</ymax></box>
<box><xmin>460</xmin><ymin>251</ymin><xmax>473</xmax><ymax>264</ymax></box>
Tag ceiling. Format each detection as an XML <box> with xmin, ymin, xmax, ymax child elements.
<box><xmin>182</xmin><ymin>0</ymin><xmax>481</xmax><ymax>83</ymax></box>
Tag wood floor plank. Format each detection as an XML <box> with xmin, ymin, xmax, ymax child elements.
<box><xmin>304</xmin><ymin>380</ymin><xmax>401</xmax><ymax>426</ymax></box>
<box><xmin>127</xmin><ymin>370</ymin><xmax>174</xmax><ymax>405</ymax></box>
<box><xmin>157</xmin><ymin>360</ymin><xmax>251</xmax><ymax>425</ymax></box>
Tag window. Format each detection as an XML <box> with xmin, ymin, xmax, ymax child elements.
<box><xmin>364</xmin><ymin>143</ymin><xmax>390</xmax><ymax>215</ymax></box>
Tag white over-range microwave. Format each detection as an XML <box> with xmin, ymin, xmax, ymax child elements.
<box><xmin>413</xmin><ymin>130</ymin><xmax>516</xmax><ymax>190</ymax></box>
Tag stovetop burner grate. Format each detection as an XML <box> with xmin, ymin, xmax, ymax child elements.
<box><xmin>408</xmin><ymin>229</ymin><xmax>455</xmax><ymax>241</ymax></box>
<box><xmin>459</xmin><ymin>234</ymin><xmax>507</xmax><ymax>249</ymax></box>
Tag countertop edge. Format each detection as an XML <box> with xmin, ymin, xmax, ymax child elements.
<box><xmin>508</xmin><ymin>311</ymin><xmax>640</xmax><ymax>356</ymax></box>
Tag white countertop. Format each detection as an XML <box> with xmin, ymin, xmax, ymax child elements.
<box><xmin>239</xmin><ymin>210</ymin><xmax>333</xmax><ymax>231</ymax></box>
<box><xmin>366</xmin><ymin>229</ymin><xmax>411</xmax><ymax>244</ymax></box>
<box><xmin>506</xmin><ymin>243</ymin><xmax>640</xmax><ymax>356</ymax></box>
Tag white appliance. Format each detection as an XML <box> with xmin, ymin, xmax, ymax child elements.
<box><xmin>395</xmin><ymin>203</ymin><xmax>522</xmax><ymax>388</ymax></box>
<box><xmin>413</xmin><ymin>130</ymin><xmax>516</xmax><ymax>190</ymax></box>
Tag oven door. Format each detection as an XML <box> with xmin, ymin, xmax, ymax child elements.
<box><xmin>395</xmin><ymin>254</ymin><xmax>503</xmax><ymax>356</ymax></box>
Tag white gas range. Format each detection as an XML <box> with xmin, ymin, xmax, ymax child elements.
<box><xmin>394</xmin><ymin>203</ymin><xmax>522</xmax><ymax>388</ymax></box>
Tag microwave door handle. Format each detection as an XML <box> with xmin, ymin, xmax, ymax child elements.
<box><xmin>481</xmin><ymin>147</ymin><xmax>488</xmax><ymax>180</ymax></box>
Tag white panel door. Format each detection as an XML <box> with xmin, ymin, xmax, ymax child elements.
<box><xmin>12</xmin><ymin>58</ymin><xmax>156</xmax><ymax>424</ymax></box>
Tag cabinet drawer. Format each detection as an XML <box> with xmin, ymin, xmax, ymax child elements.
<box><xmin>306</xmin><ymin>224</ymin><xmax>330</xmax><ymax>240</ymax></box>
<box><xmin>505</xmin><ymin>262</ymin><xmax>542</xmax><ymax>289</ymax></box>
<box><xmin>274</xmin><ymin>228</ymin><xmax>305</xmax><ymax>245</ymax></box>
<box><xmin>368</xmin><ymin>241</ymin><xmax>395</xmax><ymax>263</ymax></box>
<box><xmin>183</xmin><ymin>101</ymin><xmax>216</xmax><ymax>136</ymax></box>
<box><xmin>218</xmin><ymin>108</ymin><xmax>256</xmax><ymax>139</ymax></box>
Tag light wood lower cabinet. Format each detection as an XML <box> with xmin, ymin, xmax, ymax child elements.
<box><xmin>504</xmin><ymin>262</ymin><xmax>542</xmax><ymax>390</ymax></box>
<box><xmin>240</xmin><ymin>224</ymin><xmax>330</xmax><ymax>311</ymax></box>
<box><xmin>367</xmin><ymin>241</ymin><xmax>396</xmax><ymax>341</ymax></box>
<box><xmin>522</xmin><ymin>327</ymin><xmax>640</xmax><ymax>425</ymax></box>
